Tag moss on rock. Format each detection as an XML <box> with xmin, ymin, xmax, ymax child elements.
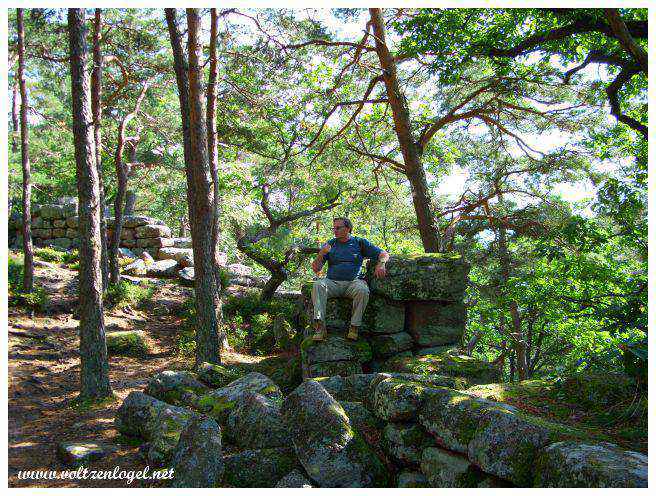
<box><xmin>384</xmin><ymin>351</ymin><xmax>500</xmax><ymax>385</ymax></box>
<box><xmin>106</xmin><ymin>330</ymin><xmax>149</xmax><ymax>357</ymax></box>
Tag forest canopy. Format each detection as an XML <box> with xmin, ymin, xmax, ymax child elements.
<box><xmin>7</xmin><ymin>7</ymin><xmax>647</xmax><ymax>382</ymax></box>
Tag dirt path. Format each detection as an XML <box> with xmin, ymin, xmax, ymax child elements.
<box><xmin>8</xmin><ymin>264</ymin><xmax>196</xmax><ymax>488</ymax></box>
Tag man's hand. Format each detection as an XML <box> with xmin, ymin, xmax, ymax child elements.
<box><xmin>374</xmin><ymin>262</ymin><xmax>387</xmax><ymax>279</ymax></box>
<box><xmin>319</xmin><ymin>243</ymin><xmax>332</xmax><ymax>256</ymax></box>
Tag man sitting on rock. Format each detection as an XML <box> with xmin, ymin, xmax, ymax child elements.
<box><xmin>310</xmin><ymin>217</ymin><xmax>389</xmax><ymax>341</ymax></box>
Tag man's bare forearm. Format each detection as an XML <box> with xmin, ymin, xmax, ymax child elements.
<box><xmin>312</xmin><ymin>253</ymin><xmax>325</xmax><ymax>274</ymax></box>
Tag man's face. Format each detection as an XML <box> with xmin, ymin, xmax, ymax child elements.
<box><xmin>332</xmin><ymin>221</ymin><xmax>350</xmax><ymax>240</ymax></box>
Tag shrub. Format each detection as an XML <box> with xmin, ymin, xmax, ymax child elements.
<box><xmin>8</xmin><ymin>257</ymin><xmax>48</xmax><ymax>312</ymax></box>
<box><xmin>106</xmin><ymin>280</ymin><xmax>154</xmax><ymax>310</ymax></box>
<box><xmin>34</xmin><ymin>246</ymin><xmax>66</xmax><ymax>263</ymax></box>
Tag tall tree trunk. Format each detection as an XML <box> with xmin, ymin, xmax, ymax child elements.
<box><xmin>17</xmin><ymin>9</ymin><xmax>34</xmax><ymax>293</ymax></box>
<box><xmin>497</xmin><ymin>223</ymin><xmax>527</xmax><ymax>380</ymax></box>
<box><xmin>207</xmin><ymin>8</ymin><xmax>221</xmax><ymax>260</ymax></box>
<box><xmin>167</xmin><ymin>8</ymin><xmax>222</xmax><ymax>365</ymax></box>
<box><xmin>124</xmin><ymin>189</ymin><xmax>136</xmax><ymax>216</ymax></box>
<box><xmin>91</xmin><ymin>8</ymin><xmax>109</xmax><ymax>291</ymax></box>
<box><xmin>12</xmin><ymin>80</ymin><xmax>20</xmax><ymax>153</ymax></box>
<box><xmin>109</xmin><ymin>82</ymin><xmax>149</xmax><ymax>285</ymax></box>
<box><xmin>67</xmin><ymin>8</ymin><xmax>112</xmax><ymax>399</ymax></box>
<box><xmin>369</xmin><ymin>8</ymin><xmax>441</xmax><ymax>253</ymax></box>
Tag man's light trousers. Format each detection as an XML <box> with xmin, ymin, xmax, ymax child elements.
<box><xmin>311</xmin><ymin>277</ymin><xmax>370</xmax><ymax>327</ymax></box>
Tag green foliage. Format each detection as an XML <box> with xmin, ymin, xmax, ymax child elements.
<box><xmin>8</xmin><ymin>257</ymin><xmax>48</xmax><ymax>312</ymax></box>
<box><xmin>105</xmin><ymin>281</ymin><xmax>154</xmax><ymax>310</ymax></box>
<box><xmin>34</xmin><ymin>247</ymin><xmax>66</xmax><ymax>263</ymax></box>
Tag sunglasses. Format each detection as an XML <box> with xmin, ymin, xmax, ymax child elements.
<box><xmin>332</xmin><ymin>225</ymin><xmax>347</xmax><ymax>230</ymax></box>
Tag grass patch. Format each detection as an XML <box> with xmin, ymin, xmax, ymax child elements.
<box><xmin>106</xmin><ymin>280</ymin><xmax>155</xmax><ymax>310</ymax></box>
<box><xmin>69</xmin><ymin>393</ymin><xmax>117</xmax><ymax>412</ymax></box>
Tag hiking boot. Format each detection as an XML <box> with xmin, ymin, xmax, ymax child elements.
<box><xmin>346</xmin><ymin>325</ymin><xmax>359</xmax><ymax>341</ymax></box>
<box><xmin>312</xmin><ymin>320</ymin><xmax>327</xmax><ymax>341</ymax></box>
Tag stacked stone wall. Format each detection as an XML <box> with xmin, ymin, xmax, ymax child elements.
<box><xmin>300</xmin><ymin>254</ymin><xmax>479</xmax><ymax>380</ymax></box>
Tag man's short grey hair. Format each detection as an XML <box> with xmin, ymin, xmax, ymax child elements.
<box><xmin>333</xmin><ymin>217</ymin><xmax>353</xmax><ymax>232</ymax></box>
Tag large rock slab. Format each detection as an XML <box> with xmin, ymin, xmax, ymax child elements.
<box><xmin>418</xmin><ymin>387</ymin><xmax>515</xmax><ymax>453</ymax></box>
<box><xmin>225</xmin><ymin>392</ymin><xmax>291</xmax><ymax>448</ymax></box>
<box><xmin>468</xmin><ymin>408</ymin><xmax>589</xmax><ymax>487</ymax></box>
<box><xmin>369</xmin><ymin>332</ymin><xmax>413</xmax><ymax>358</ymax></box>
<box><xmin>197</xmin><ymin>372</ymin><xmax>282</xmax><ymax>424</ymax></box>
<box><xmin>339</xmin><ymin>401</ymin><xmax>385</xmax><ymax>438</ymax></box>
<box><xmin>371</xmin><ymin>377</ymin><xmax>428</xmax><ymax>422</ymax></box>
<box><xmin>40</xmin><ymin>204</ymin><xmax>66</xmax><ymax>219</ymax></box>
<box><xmin>534</xmin><ymin>441</ymin><xmax>647</xmax><ymax>488</ymax></box>
<box><xmin>420</xmin><ymin>446</ymin><xmax>488</xmax><ymax>487</ymax></box>
<box><xmin>383</xmin><ymin>351</ymin><xmax>500</xmax><ymax>385</ymax></box>
<box><xmin>366</xmin><ymin>254</ymin><xmax>470</xmax><ymax>301</ymax></box>
<box><xmin>110</xmin><ymin>215</ymin><xmax>166</xmax><ymax>228</ymax></box>
<box><xmin>407</xmin><ymin>301</ymin><xmax>466</xmax><ymax>346</ymax></box>
<box><xmin>363</xmin><ymin>296</ymin><xmax>405</xmax><ymax>334</ymax></box>
<box><xmin>281</xmin><ymin>380</ymin><xmax>389</xmax><ymax>487</ymax></box>
<box><xmin>169</xmin><ymin>417</ymin><xmax>223</xmax><ymax>488</ymax></box>
<box><xmin>145</xmin><ymin>259</ymin><xmax>178</xmax><ymax>278</ymax></box>
<box><xmin>300</xmin><ymin>335</ymin><xmax>372</xmax><ymax>365</ymax></box>
<box><xmin>106</xmin><ymin>330</ymin><xmax>149</xmax><ymax>356</ymax></box>
<box><xmin>382</xmin><ymin>422</ymin><xmax>435</xmax><ymax>465</ymax></box>
<box><xmin>275</xmin><ymin>469</ymin><xmax>314</xmax><ymax>488</ymax></box>
<box><xmin>222</xmin><ymin>447</ymin><xmax>298</xmax><ymax>488</ymax></box>
<box><xmin>144</xmin><ymin>370</ymin><xmax>209</xmax><ymax>408</ymax></box>
<box><xmin>303</xmin><ymin>360</ymin><xmax>363</xmax><ymax>379</ymax></box>
<box><xmin>115</xmin><ymin>391</ymin><xmax>202</xmax><ymax>465</ymax></box>
<box><xmin>157</xmin><ymin>247</ymin><xmax>194</xmax><ymax>267</ymax></box>
<box><xmin>123</xmin><ymin>258</ymin><xmax>147</xmax><ymax>276</ymax></box>
<box><xmin>136</xmin><ymin>224</ymin><xmax>172</xmax><ymax>238</ymax></box>
<box><xmin>197</xmin><ymin>362</ymin><xmax>244</xmax><ymax>388</ymax></box>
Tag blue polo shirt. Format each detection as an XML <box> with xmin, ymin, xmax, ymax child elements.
<box><xmin>321</xmin><ymin>236</ymin><xmax>383</xmax><ymax>281</ymax></box>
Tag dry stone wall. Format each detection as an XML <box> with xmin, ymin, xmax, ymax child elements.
<box><xmin>299</xmin><ymin>254</ymin><xmax>492</xmax><ymax>383</ymax></box>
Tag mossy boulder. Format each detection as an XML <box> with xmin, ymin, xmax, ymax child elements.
<box><xmin>314</xmin><ymin>374</ymin><xmax>377</xmax><ymax>402</ymax></box>
<box><xmin>363</xmin><ymin>296</ymin><xmax>405</xmax><ymax>334</ymax></box>
<box><xmin>169</xmin><ymin>417</ymin><xmax>223</xmax><ymax>488</ymax></box>
<box><xmin>114</xmin><ymin>391</ymin><xmax>202</xmax><ymax>465</ymax></box>
<box><xmin>418</xmin><ymin>387</ymin><xmax>516</xmax><ymax>453</ymax></box>
<box><xmin>382</xmin><ymin>422</ymin><xmax>436</xmax><ymax>465</ymax></box>
<box><xmin>383</xmin><ymin>351</ymin><xmax>500</xmax><ymax>385</ymax></box>
<box><xmin>197</xmin><ymin>362</ymin><xmax>244</xmax><ymax>388</ymax></box>
<box><xmin>300</xmin><ymin>335</ymin><xmax>372</xmax><ymax>365</ymax></box>
<box><xmin>281</xmin><ymin>380</ymin><xmax>389</xmax><ymax>488</ymax></box>
<box><xmin>370</xmin><ymin>377</ymin><xmax>427</xmax><ymax>421</ymax></box>
<box><xmin>339</xmin><ymin>401</ymin><xmax>385</xmax><ymax>440</ymax></box>
<box><xmin>415</xmin><ymin>345</ymin><xmax>459</xmax><ymax>356</ymax></box>
<box><xmin>369</xmin><ymin>332</ymin><xmax>413</xmax><ymax>359</ymax></box>
<box><xmin>303</xmin><ymin>360</ymin><xmax>363</xmax><ymax>379</ymax></box>
<box><xmin>406</xmin><ymin>301</ymin><xmax>465</xmax><ymax>346</ymax></box>
<box><xmin>420</xmin><ymin>446</ymin><xmax>489</xmax><ymax>488</ymax></box>
<box><xmin>222</xmin><ymin>447</ymin><xmax>299</xmax><ymax>487</ymax></box>
<box><xmin>366</xmin><ymin>254</ymin><xmax>470</xmax><ymax>301</ymax></box>
<box><xmin>534</xmin><ymin>441</ymin><xmax>647</xmax><ymax>488</ymax></box>
<box><xmin>197</xmin><ymin>372</ymin><xmax>282</xmax><ymax>425</ymax></box>
<box><xmin>275</xmin><ymin>469</ymin><xmax>314</xmax><ymax>488</ymax></box>
<box><xmin>144</xmin><ymin>370</ymin><xmax>209</xmax><ymax>408</ymax></box>
<box><xmin>468</xmin><ymin>407</ymin><xmax>592</xmax><ymax>486</ymax></box>
<box><xmin>225</xmin><ymin>392</ymin><xmax>291</xmax><ymax>449</ymax></box>
<box><xmin>549</xmin><ymin>372</ymin><xmax>638</xmax><ymax>410</ymax></box>
<box><xmin>397</xmin><ymin>471</ymin><xmax>429</xmax><ymax>488</ymax></box>
<box><xmin>106</xmin><ymin>330</ymin><xmax>149</xmax><ymax>357</ymax></box>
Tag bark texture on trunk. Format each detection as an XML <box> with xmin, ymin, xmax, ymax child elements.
<box><xmin>12</xmin><ymin>81</ymin><xmax>20</xmax><ymax>153</ymax></box>
<box><xmin>207</xmin><ymin>8</ymin><xmax>222</xmax><ymax>262</ymax></box>
<box><xmin>369</xmin><ymin>8</ymin><xmax>441</xmax><ymax>253</ymax></box>
<box><xmin>167</xmin><ymin>8</ymin><xmax>222</xmax><ymax>365</ymax></box>
<box><xmin>17</xmin><ymin>8</ymin><xmax>34</xmax><ymax>292</ymax></box>
<box><xmin>91</xmin><ymin>8</ymin><xmax>108</xmax><ymax>291</ymax></box>
<box><xmin>124</xmin><ymin>190</ymin><xmax>136</xmax><ymax>216</ymax></box>
<box><xmin>68</xmin><ymin>8</ymin><xmax>112</xmax><ymax>399</ymax></box>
